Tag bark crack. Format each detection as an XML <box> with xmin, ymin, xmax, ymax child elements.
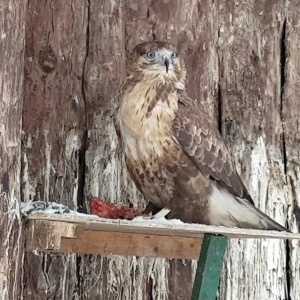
<box><xmin>146</xmin><ymin>4</ymin><xmax>156</xmax><ymax>40</ymax></box>
<box><xmin>49</xmin><ymin>0</ymin><xmax>55</xmax><ymax>33</ymax></box>
<box><xmin>280</xmin><ymin>17</ymin><xmax>291</xmax><ymax>300</ymax></box>
<box><xmin>217</xmin><ymin>83</ymin><xmax>222</xmax><ymax>134</ymax></box>
<box><xmin>280</xmin><ymin>18</ymin><xmax>288</xmax><ymax>176</ymax></box>
<box><xmin>78</xmin><ymin>0</ymin><xmax>90</xmax><ymax>219</ymax></box>
<box><xmin>217</xmin><ymin>19</ymin><xmax>223</xmax><ymax>135</ymax></box>
<box><xmin>75</xmin><ymin>0</ymin><xmax>90</xmax><ymax>297</ymax></box>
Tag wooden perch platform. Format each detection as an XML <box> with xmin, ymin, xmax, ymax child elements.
<box><xmin>25</xmin><ymin>213</ymin><xmax>300</xmax><ymax>300</ymax></box>
<box><xmin>25</xmin><ymin>213</ymin><xmax>300</xmax><ymax>260</ymax></box>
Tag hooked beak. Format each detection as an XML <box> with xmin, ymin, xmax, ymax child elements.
<box><xmin>164</xmin><ymin>58</ymin><xmax>169</xmax><ymax>73</ymax></box>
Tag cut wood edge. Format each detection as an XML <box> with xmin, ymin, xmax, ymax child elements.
<box><xmin>25</xmin><ymin>219</ymin><xmax>202</xmax><ymax>259</ymax></box>
<box><xmin>27</xmin><ymin>213</ymin><xmax>300</xmax><ymax>239</ymax></box>
<box><xmin>26</xmin><ymin>219</ymin><xmax>84</xmax><ymax>251</ymax></box>
<box><xmin>24</xmin><ymin>213</ymin><xmax>300</xmax><ymax>259</ymax></box>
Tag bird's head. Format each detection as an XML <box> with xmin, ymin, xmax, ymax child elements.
<box><xmin>127</xmin><ymin>41</ymin><xmax>186</xmax><ymax>89</ymax></box>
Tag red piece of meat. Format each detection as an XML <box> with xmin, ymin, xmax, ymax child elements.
<box><xmin>90</xmin><ymin>198</ymin><xmax>142</xmax><ymax>220</ymax></box>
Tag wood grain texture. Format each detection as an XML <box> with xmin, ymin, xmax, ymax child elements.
<box><xmin>25</xmin><ymin>218</ymin><xmax>203</xmax><ymax>260</ymax></box>
<box><xmin>22</xmin><ymin>0</ymin><xmax>88</xmax><ymax>298</ymax></box>
<box><xmin>283</xmin><ymin>1</ymin><xmax>300</xmax><ymax>299</ymax></box>
<box><xmin>26</xmin><ymin>213</ymin><xmax>300</xmax><ymax>239</ymax></box>
<box><xmin>61</xmin><ymin>231</ymin><xmax>201</xmax><ymax>260</ymax></box>
<box><xmin>0</xmin><ymin>0</ymin><xmax>26</xmax><ymax>298</ymax></box>
<box><xmin>218</xmin><ymin>1</ymin><xmax>289</xmax><ymax>299</ymax></box>
<box><xmin>19</xmin><ymin>0</ymin><xmax>300</xmax><ymax>299</ymax></box>
<box><xmin>79</xmin><ymin>1</ymin><xmax>134</xmax><ymax>299</ymax></box>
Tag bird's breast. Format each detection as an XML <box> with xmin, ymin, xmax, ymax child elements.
<box><xmin>118</xmin><ymin>82</ymin><xmax>179</xmax><ymax>206</ymax></box>
<box><xmin>119</xmin><ymin>82</ymin><xmax>178</xmax><ymax>158</ymax></box>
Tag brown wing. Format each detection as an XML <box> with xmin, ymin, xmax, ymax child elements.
<box><xmin>173</xmin><ymin>93</ymin><xmax>254</xmax><ymax>205</ymax></box>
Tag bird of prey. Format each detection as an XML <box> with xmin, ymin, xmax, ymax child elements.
<box><xmin>116</xmin><ymin>40</ymin><xmax>287</xmax><ymax>231</ymax></box>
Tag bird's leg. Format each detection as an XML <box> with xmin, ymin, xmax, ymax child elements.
<box><xmin>138</xmin><ymin>202</ymin><xmax>166</xmax><ymax>220</ymax></box>
<box><xmin>152</xmin><ymin>207</ymin><xmax>171</xmax><ymax>219</ymax></box>
<box><xmin>139</xmin><ymin>206</ymin><xmax>171</xmax><ymax>220</ymax></box>
<box><xmin>141</xmin><ymin>202</ymin><xmax>161</xmax><ymax>215</ymax></box>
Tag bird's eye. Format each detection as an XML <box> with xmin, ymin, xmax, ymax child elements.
<box><xmin>171</xmin><ymin>52</ymin><xmax>177</xmax><ymax>59</ymax></box>
<box><xmin>146</xmin><ymin>51</ymin><xmax>156</xmax><ymax>60</ymax></box>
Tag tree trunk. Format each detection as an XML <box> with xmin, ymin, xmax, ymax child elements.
<box><xmin>218</xmin><ymin>2</ymin><xmax>288</xmax><ymax>299</ymax></box>
<box><xmin>22</xmin><ymin>0</ymin><xmax>87</xmax><ymax>298</ymax></box>
<box><xmin>282</xmin><ymin>1</ymin><xmax>300</xmax><ymax>298</ymax></box>
<box><xmin>0</xmin><ymin>0</ymin><xmax>26</xmax><ymax>299</ymax></box>
<box><xmin>2</xmin><ymin>0</ymin><xmax>298</xmax><ymax>299</ymax></box>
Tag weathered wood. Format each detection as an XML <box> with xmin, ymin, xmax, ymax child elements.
<box><xmin>192</xmin><ymin>235</ymin><xmax>228</xmax><ymax>300</ymax></box>
<box><xmin>283</xmin><ymin>1</ymin><xmax>300</xmax><ymax>298</ymax></box>
<box><xmin>80</xmin><ymin>1</ymin><xmax>133</xmax><ymax>299</ymax></box>
<box><xmin>25</xmin><ymin>219</ymin><xmax>202</xmax><ymax>260</ymax></box>
<box><xmin>26</xmin><ymin>213</ymin><xmax>300</xmax><ymax>240</ymax></box>
<box><xmin>0</xmin><ymin>0</ymin><xmax>26</xmax><ymax>298</ymax></box>
<box><xmin>62</xmin><ymin>231</ymin><xmax>201</xmax><ymax>260</ymax></box>
<box><xmin>19</xmin><ymin>1</ymin><xmax>300</xmax><ymax>299</ymax></box>
<box><xmin>24</xmin><ymin>215</ymin><xmax>300</xmax><ymax>262</ymax></box>
<box><xmin>22</xmin><ymin>0</ymin><xmax>88</xmax><ymax>298</ymax></box>
<box><xmin>217</xmin><ymin>1</ymin><xmax>289</xmax><ymax>299</ymax></box>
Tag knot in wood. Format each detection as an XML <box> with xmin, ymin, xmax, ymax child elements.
<box><xmin>39</xmin><ymin>45</ymin><xmax>57</xmax><ymax>73</ymax></box>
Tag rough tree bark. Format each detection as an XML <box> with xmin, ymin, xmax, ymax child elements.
<box><xmin>22</xmin><ymin>0</ymin><xmax>87</xmax><ymax>298</ymax></box>
<box><xmin>218</xmin><ymin>2</ymin><xmax>288</xmax><ymax>299</ymax></box>
<box><xmin>282</xmin><ymin>1</ymin><xmax>300</xmax><ymax>299</ymax></box>
<box><xmin>0</xmin><ymin>1</ymin><xmax>26</xmax><ymax>299</ymax></box>
<box><xmin>5</xmin><ymin>0</ymin><xmax>299</xmax><ymax>299</ymax></box>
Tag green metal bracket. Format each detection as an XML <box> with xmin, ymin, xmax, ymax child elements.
<box><xmin>191</xmin><ymin>234</ymin><xmax>228</xmax><ymax>300</ymax></box>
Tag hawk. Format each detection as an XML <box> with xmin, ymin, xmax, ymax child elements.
<box><xmin>116</xmin><ymin>40</ymin><xmax>287</xmax><ymax>231</ymax></box>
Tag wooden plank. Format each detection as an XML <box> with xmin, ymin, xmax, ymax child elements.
<box><xmin>25</xmin><ymin>219</ymin><xmax>202</xmax><ymax>259</ymax></box>
<box><xmin>25</xmin><ymin>215</ymin><xmax>299</xmax><ymax>299</ymax></box>
<box><xmin>26</xmin><ymin>220</ymin><xmax>84</xmax><ymax>251</ymax></box>
<box><xmin>27</xmin><ymin>214</ymin><xmax>300</xmax><ymax>240</ymax></box>
<box><xmin>61</xmin><ymin>231</ymin><xmax>202</xmax><ymax>260</ymax></box>
<box><xmin>24</xmin><ymin>213</ymin><xmax>300</xmax><ymax>262</ymax></box>
<box><xmin>192</xmin><ymin>234</ymin><xmax>228</xmax><ymax>300</ymax></box>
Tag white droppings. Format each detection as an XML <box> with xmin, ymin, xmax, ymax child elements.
<box><xmin>23</xmin><ymin>134</ymin><xmax>33</xmax><ymax>149</ymax></box>
<box><xmin>73</xmin><ymin>95</ymin><xmax>79</xmax><ymax>105</ymax></box>
<box><xmin>228</xmin><ymin>35</ymin><xmax>235</xmax><ymax>44</ymax></box>
<box><xmin>287</xmin><ymin>163</ymin><xmax>300</xmax><ymax>299</ymax></box>
<box><xmin>43</xmin><ymin>130</ymin><xmax>51</xmax><ymax>202</ymax></box>
<box><xmin>65</xmin><ymin>128</ymin><xmax>81</xmax><ymax>160</ymax></box>
<box><xmin>6</xmin><ymin>141</ymin><xmax>18</xmax><ymax>147</ymax></box>
<box><xmin>132</xmin><ymin>216</ymin><xmax>184</xmax><ymax>225</ymax></box>
<box><xmin>149</xmin><ymin>258</ymin><xmax>169</xmax><ymax>300</ymax></box>
<box><xmin>22</xmin><ymin>153</ymin><xmax>37</xmax><ymax>201</ymax></box>
<box><xmin>20</xmin><ymin>201</ymin><xmax>79</xmax><ymax>216</ymax></box>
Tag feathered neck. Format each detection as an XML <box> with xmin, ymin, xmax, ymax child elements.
<box><xmin>124</xmin><ymin>69</ymin><xmax>186</xmax><ymax>94</ymax></box>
